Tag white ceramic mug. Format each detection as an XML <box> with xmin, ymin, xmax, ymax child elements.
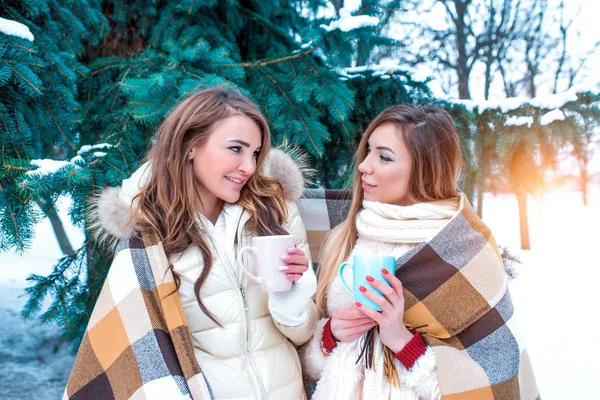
<box><xmin>237</xmin><ymin>235</ymin><xmax>295</xmax><ymax>292</ymax></box>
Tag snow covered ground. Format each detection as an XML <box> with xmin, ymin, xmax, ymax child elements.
<box><xmin>1</xmin><ymin>192</ymin><xmax>599</xmax><ymax>399</ymax></box>
<box><xmin>483</xmin><ymin>190</ymin><xmax>600</xmax><ymax>400</ymax></box>
<box><xmin>0</xmin><ymin>198</ymin><xmax>84</xmax><ymax>400</ymax></box>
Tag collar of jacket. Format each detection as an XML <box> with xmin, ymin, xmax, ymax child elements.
<box><xmin>90</xmin><ymin>147</ymin><xmax>309</xmax><ymax>245</ymax></box>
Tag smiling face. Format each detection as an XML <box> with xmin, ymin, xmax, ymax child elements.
<box><xmin>189</xmin><ymin>114</ymin><xmax>262</xmax><ymax>211</ymax></box>
<box><xmin>358</xmin><ymin>122</ymin><xmax>414</xmax><ymax>206</ymax></box>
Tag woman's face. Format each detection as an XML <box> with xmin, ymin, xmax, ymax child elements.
<box><xmin>358</xmin><ymin>122</ymin><xmax>414</xmax><ymax>206</ymax></box>
<box><xmin>189</xmin><ymin>114</ymin><xmax>262</xmax><ymax>207</ymax></box>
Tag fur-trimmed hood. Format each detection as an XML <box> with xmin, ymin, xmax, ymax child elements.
<box><xmin>90</xmin><ymin>148</ymin><xmax>310</xmax><ymax>242</ymax></box>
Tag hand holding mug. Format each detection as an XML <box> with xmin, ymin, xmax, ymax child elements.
<box><xmin>354</xmin><ymin>269</ymin><xmax>414</xmax><ymax>353</ymax></box>
<box><xmin>279</xmin><ymin>247</ymin><xmax>309</xmax><ymax>282</ymax></box>
<box><xmin>330</xmin><ymin>307</ymin><xmax>377</xmax><ymax>343</ymax></box>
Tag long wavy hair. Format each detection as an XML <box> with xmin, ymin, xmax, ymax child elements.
<box><xmin>132</xmin><ymin>87</ymin><xmax>288</xmax><ymax>325</ymax></box>
<box><xmin>316</xmin><ymin>104</ymin><xmax>463</xmax><ymax>318</ymax></box>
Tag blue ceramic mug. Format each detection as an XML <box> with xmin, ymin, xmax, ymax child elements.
<box><xmin>338</xmin><ymin>255</ymin><xmax>397</xmax><ymax>311</ymax></box>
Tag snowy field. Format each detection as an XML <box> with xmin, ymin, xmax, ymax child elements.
<box><xmin>1</xmin><ymin>191</ymin><xmax>599</xmax><ymax>399</ymax></box>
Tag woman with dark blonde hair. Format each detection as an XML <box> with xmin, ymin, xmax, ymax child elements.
<box><xmin>302</xmin><ymin>104</ymin><xmax>538</xmax><ymax>399</ymax></box>
<box><xmin>64</xmin><ymin>87</ymin><xmax>317</xmax><ymax>399</ymax></box>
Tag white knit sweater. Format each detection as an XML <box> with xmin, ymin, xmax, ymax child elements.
<box><xmin>304</xmin><ymin>197</ymin><xmax>460</xmax><ymax>400</ymax></box>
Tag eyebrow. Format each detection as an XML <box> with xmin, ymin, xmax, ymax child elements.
<box><xmin>373</xmin><ymin>145</ymin><xmax>396</xmax><ymax>155</ymax></box>
<box><xmin>229</xmin><ymin>139</ymin><xmax>261</xmax><ymax>152</ymax></box>
<box><xmin>229</xmin><ymin>139</ymin><xmax>251</xmax><ymax>148</ymax></box>
<box><xmin>367</xmin><ymin>141</ymin><xmax>395</xmax><ymax>155</ymax></box>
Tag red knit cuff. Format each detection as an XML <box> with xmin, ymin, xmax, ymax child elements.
<box><xmin>394</xmin><ymin>330</ymin><xmax>427</xmax><ymax>369</ymax></box>
<box><xmin>321</xmin><ymin>318</ymin><xmax>339</xmax><ymax>353</ymax></box>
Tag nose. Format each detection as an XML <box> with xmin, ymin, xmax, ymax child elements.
<box><xmin>358</xmin><ymin>155</ymin><xmax>373</xmax><ymax>175</ymax></box>
<box><xmin>238</xmin><ymin>154</ymin><xmax>256</xmax><ymax>177</ymax></box>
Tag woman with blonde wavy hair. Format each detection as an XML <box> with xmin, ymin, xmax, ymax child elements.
<box><xmin>302</xmin><ymin>104</ymin><xmax>538</xmax><ymax>399</ymax></box>
<box><xmin>64</xmin><ymin>87</ymin><xmax>317</xmax><ymax>399</ymax></box>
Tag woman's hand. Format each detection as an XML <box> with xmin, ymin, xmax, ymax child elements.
<box><xmin>330</xmin><ymin>307</ymin><xmax>378</xmax><ymax>343</ymax></box>
<box><xmin>354</xmin><ymin>268</ymin><xmax>414</xmax><ymax>353</ymax></box>
<box><xmin>280</xmin><ymin>247</ymin><xmax>309</xmax><ymax>282</ymax></box>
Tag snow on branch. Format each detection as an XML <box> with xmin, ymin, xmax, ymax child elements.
<box><xmin>26</xmin><ymin>160</ymin><xmax>74</xmax><ymax>177</ymax></box>
<box><xmin>505</xmin><ymin>116</ymin><xmax>534</xmax><ymax>128</ymax></box>
<box><xmin>540</xmin><ymin>109</ymin><xmax>566</xmax><ymax>126</ymax></box>
<box><xmin>26</xmin><ymin>144</ymin><xmax>114</xmax><ymax>176</ymax></box>
<box><xmin>450</xmin><ymin>84</ymin><xmax>598</xmax><ymax>113</ymax></box>
<box><xmin>338</xmin><ymin>60</ymin><xmax>429</xmax><ymax>82</ymax></box>
<box><xmin>451</xmin><ymin>96</ymin><xmax>529</xmax><ymax>113</ymax></box>
<box><xmin>77</xmin><ymin>143</ymin><xmax>114</xmax><ymax>155</ymax></box>
<box><xmin>0</xmin><ymin>17</ymin><xmax>34</xmax><ymax>41</ymax></box>
<box><xmin>320</xmin><ymin>8</ymin><xmax>379</xmax><ymax>32</ymax></box>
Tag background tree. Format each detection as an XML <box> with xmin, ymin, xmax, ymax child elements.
<box><xmin>456</xmin><ymin>88</ymin><xmax>600</xmax><ymax>249</ymax></box>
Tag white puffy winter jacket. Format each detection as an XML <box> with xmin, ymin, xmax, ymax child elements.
<box><xmin>171</xmin><ymin>200</ymin><xmax>316</xmax><ymax>400</ymax></box>
<box><xmin>96</xmin><ymin>148</ymin><xmax>317</xmax><ymax>399</ymax></box>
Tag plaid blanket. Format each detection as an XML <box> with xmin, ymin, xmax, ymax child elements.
<box><xmin>64</xmin><ymin>232</ymin><xmax>214</xmax><ymax>400</ymax></box>
<box><xmin>297</xmin><ymin>189</ymin><xmax>539</xmax><ymax>400</ymax></box>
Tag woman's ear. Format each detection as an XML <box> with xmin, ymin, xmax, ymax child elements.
<box><xmin>189</xmin><ymin>147</ymin><xmax>196</xmax><ymax>161</ymax></box>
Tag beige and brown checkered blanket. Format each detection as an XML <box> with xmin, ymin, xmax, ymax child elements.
<box><xmin>63</xmin><ymin>232</ymin><xmax>213</xmax><ymax>400</ymax></box>
<box><xmin>297</xmin><ymin>190</ymin><xmax>540</xmax><ymax>400</ymax></box>
<box><xmin>65</xmin><ymin>189</ymin><xmax>538</xmax><ymax>399</ymax></box>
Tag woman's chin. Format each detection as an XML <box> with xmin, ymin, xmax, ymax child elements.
<box><xmin>219</xmin><ymin>191</ymin><xmax>241</xmax><ymax>204</ymax></box>
<box><xmin>363</xmin><ymin>193</ymin><xmax>377</xmax><ymax>202</ymax></box>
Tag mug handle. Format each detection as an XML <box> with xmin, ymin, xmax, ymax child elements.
<box><xmin>338</xmin><ymin>262</ymin><xmax>354</xmax><ymax>298</ymax></box>
<box><xmin>238</xmin><ymin>247</ymin><xmax>262</xmax><ymax>284</ymax></box>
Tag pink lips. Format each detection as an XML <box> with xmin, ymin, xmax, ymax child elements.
<box><xmin>361</xmin><ymin>179</ymin><xmax>375</xmax><ymax>190</ymax></box>
<box><xmin>225</xmin><ymin>176</ymin><xmax>246</xmax><ymax>187</ymax></box>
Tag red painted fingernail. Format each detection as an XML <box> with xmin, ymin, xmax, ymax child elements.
<box><xmin>382</xmin><ymin>269</ymin><xmax>389</xmax><ymax>275</ymax></box>
<box><xmin>366</xmin><ymin>276</ymin><xmax>374</xmax><ymax>282</ymax></box>
<box><xmin>355</xmin><ymin>302</ymin><xmax>362</xmax><ymax>307</ymax></box>
<box><xmin>359</xmin><ymin>285</ymin><xmax>367</xmax><ymax>293</ymax></box>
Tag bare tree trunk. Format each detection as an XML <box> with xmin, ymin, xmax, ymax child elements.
<box><xmin>581</xmin><ymin>166</ymin><xmax>588</xmax><ymax>206</ymax></box>
<box><xmin>516</xmin><ymin>191</ymin><xmax>531</xmax><ymax>249</ymax></box>
<box><xmin>552</xmin><ymin>1</ymin><xmax>568</xmax><ymax>94</ymax></box>
<box><xmin>476</xmin><ymin>184</ymin><xmax>484</xmax><ymax>218</ymax></box>
<box><xmin>526</xmin><ymin>64</ymin><xmax>537</xmax><ymax>98</ymax></box>
<box><xmin>498</xmin><ymin>63</ymin><xmax>517</xmax><ymax>97</ymax></box>
<box><xmin>331</xmin><ymin>0</ymin><xmax>343</xmax><ymax>13</ymax></box>
<box><xmin>484</xmin><ymin>57</ymin><xmax>493</xmax><ymax>100</ymax></box>
<box><xmin>35</xmin><ymin>198</ymin><xmax>75</xmax><ymax>256</ymax></box>
<box><xmin>476</xmin><ymin>146</ymin><xmax>487</xmax><ymax>218</ymax></box>
<box><xmin>462</xmin><ymin>171</ymin><xmax>476</xmax><ymax>205</ymax></box>
<box><xmin>454</xmin><ymin>0</ymin><xmax>472</xmax><ymax>99</ymax></box>
<box><xmin>510</xmin><ymin>143</ymin><xmax>533</xmax><ymax>250</ymax></box>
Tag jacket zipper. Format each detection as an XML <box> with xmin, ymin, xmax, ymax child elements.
<box><xmin>198</xmin><ymin>211</ymin><xmax>267</xmax><ymax>398</ymax></box>
<box><xmin>199</xmin><ymin>213</ymin><xmax>267</xmax><ymax>399</ymax></box>
<box><xmin>235</xmin><ymin>217</ymin><xmax>267</xmax><ymax>400</ymax></box>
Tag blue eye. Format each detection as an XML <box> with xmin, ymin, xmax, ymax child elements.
<box><xmin>380</xmin><ymin>154</ymin><xmax>392</xmax><ymax>162</ymax></box>
<box><xmin>253</xmin><ymin>151</ymin><xmax>260</xmax><ymax>158</ymax></box>
<box><xmin>229</xmin><ymin>146</ymin><xmax>241</xmax><ymax>154</ymax></box>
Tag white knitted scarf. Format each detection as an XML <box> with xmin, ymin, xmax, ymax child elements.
<box><xmin>356</xmin><ymin>198</ymin><xmax>459</xmax><ymax>244</ymax></box>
